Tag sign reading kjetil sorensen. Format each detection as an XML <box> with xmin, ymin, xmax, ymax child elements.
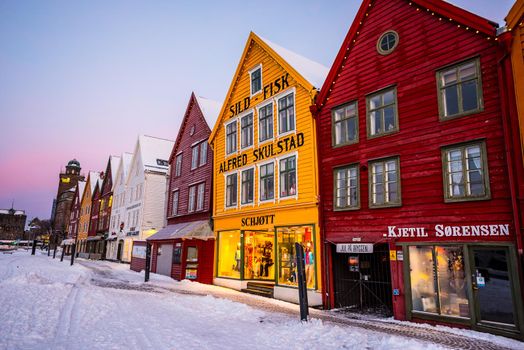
<box><xmin>384</xmin><ymin>224</ymin><xmax>510</xmax><ymax>238</ymax></box>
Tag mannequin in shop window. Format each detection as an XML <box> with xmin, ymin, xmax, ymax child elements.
<box><xmin>260</xmin><ymin>241</ymin><xmax>273</xmax><ymax>277</ymax></box>
<box><xmin>234</xmin><ymin>244</ymin><xmax>241</xmax><ymax>271</ymax></box>
<box><xmin>305</xmin><ymin>243</ymin><xmax>314</xmax><ymax>287</ymax></box>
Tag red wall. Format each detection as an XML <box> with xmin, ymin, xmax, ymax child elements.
<box><xmin>130</xmin><ymin>241</ymin><xmax>147</xmax><ymax>273</ymax></box>
<box><xmin>166</xmin><ymin>94</ymin><xmax>214</xmax><ymax>224</ymax></box>
<box><xmin>317</xmin><ymin>0</ymin><xmax>513</xmax><ymax>244</ymax></box>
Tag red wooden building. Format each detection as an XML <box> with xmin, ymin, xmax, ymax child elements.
<box><xmin>147</xmin><ymin>93</ymin><xmax>221</xmax><ymax>284</ymax></box>
<box><xmin>87</xmin><ymin>175</ymin><xmax>104</xmax><ymax>259</ymax></box>
<box><xmin>64</xmin><ymin>181</ymin><xmax>86</xmax><ymax>254</ymax></box>
<box><xmin>314</xmin><ymin>0</ymin><xmax>524</xmax><ymax>338</ymax></box>
<box><xmin>98</xmin><ymin>156</ymin><xmax>120</xmax><ymax>258</ymax></box>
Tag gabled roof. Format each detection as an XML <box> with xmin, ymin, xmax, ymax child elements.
<box><xmin>210</xmin><ymin>31</ymin><xmax>328</xmax><ymax>143</ymax></box>
<box><xmin>315</xmin><ymin>0</ymin><xmax>500</xmax><ymax>109</ymax></box>
<box><xmin>196</xmin><ymin>95</ymin><xmax>222</xmax><ymax>129</ymax></box>
<box><xmin>109</xmin><ymin>155</ymin><xmax>121</xmax><ymax>185</ymax></box>
<box><xmin>76</xmin><ymin>181</ymin><xmax>86</xmax><ymax>201</ymax></box>
<box><xmin>130</xmin><ymin>135</ymin><xmax>175</xmax><ymax>177</ymax></box>
<box><xmin>506</xmin><ymin>0</ymin><xmax>524</xmax><ymax>29</ymax></box>
<box><xmin>86</xmin><ymin>171</ymin><xmax>101</xmax><ymax>196</ymax></box>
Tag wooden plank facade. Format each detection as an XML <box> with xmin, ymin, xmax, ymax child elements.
<box><xmin>314</xmin><ymin>0</ymin><xmax>524</xmax><ymax>339</ymax></box>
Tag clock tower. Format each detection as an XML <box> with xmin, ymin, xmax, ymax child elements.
<box><xmin>51</xmin><ymin>159</ymin><xmax>85</xmax><ymax>242</ymax></box>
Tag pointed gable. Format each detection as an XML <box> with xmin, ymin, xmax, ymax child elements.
<box><xmin>315</xmin><ymin>0</ymin><xmax>499</xmax><ymax>109</ymax></box>
<box><xmin>209</xmin><ymin>32</ymin><xmax>328</xmax><ymax>143</ymax></box>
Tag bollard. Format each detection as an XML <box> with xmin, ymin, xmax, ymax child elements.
<box><xmin>60</xmin><ymin>245</ymin><xmax>65</xmax><ymax>262</ymax></box>
<box><xmin>70</xmin><ymin>243</ymin><xmax>76</xmax><ymax>266</ymax></box>
<box><xmin>295</xmin><ymin>242</ymin><xmax>309</xmax><ymax>322</ymax></box>
<box><xmin>53</xmin><ymin>245</ymin><xmax>57</xmax><ymax>259</ymax></box>
<box><xmin>145</xmin><ymin>243</ymin><xmax>151</xmax><ymax>282</ymax></box>
<box><xmin>31</xmin><ymin>240</ymin><xmax>37</xmax><ymax>255</ymax></box>
<box><xmin>47</xmin><ymin>245</ymin><xmax>50</xmax><ymax>256</ymax></box>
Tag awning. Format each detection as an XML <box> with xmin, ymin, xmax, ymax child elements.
<box><xmin>147</xmin><ymin>220</ymin><xmax>214</xmax><ymax>241</ymax></box>
<box><xmin>87</xmin><ymin>236</ymin><xmax>103</xmax><ymax>241</ymax></box>
<box><xmin>62</xmin><ymin>239</ymin><xmax>75</xmax><ymax>245</ymax></box>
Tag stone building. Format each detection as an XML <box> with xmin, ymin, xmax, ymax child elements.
<box><xmin>0</xmin><ymin>208</ymin><xmax>27</xmax><ymax>240</ymax></box>
<box><xmin>51</xmin><ymin>159</ymin><xmax>85</xmax><ymax>241</ymax></box>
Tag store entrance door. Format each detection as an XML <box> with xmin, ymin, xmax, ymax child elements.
<box><xmin>157</xmin><ymin>244</ymin><xmax>173</xmax><ymax>277</ymax></box>
<box><xmin>470</xmin><ymin>247</ymin><xmax>520</xmax><ymax>332</ymax></box>
<box><xmin>332</xmin><ymin>243</ymin><xmax>392</xmax><ymax>316</ymax></box>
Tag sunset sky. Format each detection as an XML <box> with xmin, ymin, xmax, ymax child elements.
<box><xmin>0</xmin><ymin>0</ymin><xmax>515</xmax><ymax>222</ymax></box>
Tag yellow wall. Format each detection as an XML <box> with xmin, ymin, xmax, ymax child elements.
<box><xmin>78</xmin><ymin>178</ymin><xmax>92</xmax><ymax>241</ymax></box>
<box><xmin>210</xmin><ymin>34</ymin><xmax>321</xmax><ymax>290</ymax></box>
<box><xmin>507</xmin><ymin>0</ymin><xmax>524</xmax><ymax>159</ymax></box>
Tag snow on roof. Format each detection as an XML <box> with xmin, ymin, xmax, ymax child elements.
<box><xmin>110</xmin><ymin>155</ymin><xmax>121</xmax><ymax>184</ymax></box>
<box><xmin>257</xmin><ymin>33</ymin><xmax>329</xmax><ymax>88</ymax></box>
<box><xmin>195</xmin><ymin>96</ymin><xmax>222</xmax><ymax>129</ymax></box>
<box><xmin>88</xmin><ymin>171</ymin><xmax>101</xmax><ymax>194</ymax></box>
<box><xmin>0</xmin><ymin>209</ymin><xmax>25</xmax><ymax>215</ymax></box>
<box><xmin>121</xmin><ymin>152</ymin><xmax>133</xmax><ymax>179</ymax></box>
<box><xmin>77</xmin><ymin>181</ymin><xmax>86</xmax><ymax>199</ymax></box>
<box><xmin>139</xmin><ymin>135</ymin><xmax>175</xmax><ymax>173</ymax></box>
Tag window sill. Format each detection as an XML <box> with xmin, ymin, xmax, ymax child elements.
<box><xmin>444</xmin><ymin>195</ymin><xmax>491</xmax><ymax>203</ymax></box>
<box><xmin>439</xmin><ymin>108</ymin><xmax>483</xmax><ymax>121</ymax></box>
<box><xmin>367</xmin><ymin>129</ymin><xmax>399</xmax><ymax>140</ymax></box>
<box><xmin>332</xmin><ymin>140</ymin><xmax>359</xmax><ymax>149</ymax></box>
<box><xmin>369</xmin><ymin>202</ymin><xmax>402</xmax><ymax>209</ymax></box>
<box><xmin>333</xmin><ymin>206</ymin><xmax>361</xmax><ymax>211</ymax></box>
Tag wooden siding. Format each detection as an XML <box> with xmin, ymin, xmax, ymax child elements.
<box><xmin>142</xmin><ymin>173</ymin><xmax>168</xmax><ymax>237</ymax></box>
<box><xmin>316</xmin><ymin>0</ymin><xmax>513</xmax><ymax>244</ymax></box>
<box><xmin>88</xmin><ymin>183</ymin><xmax>101</xmax><ymax>237</ymax></box>
<box><xmin>211</xmin><ymin>38</ymin><xmax>319</xmax><ymax>218</ymax></box>
<box><xmin>99</xmin><ymin>158</ymin><xmax>114</xmax><ymax>233</ymax></box>
<box><xmin>166</xmin><ymin>94</ymin><xmax>213</xmax><ymax>225</ymax></box>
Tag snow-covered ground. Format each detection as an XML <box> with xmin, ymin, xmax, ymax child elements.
<box><xmin>0</xmin><ymin>250</ymin><xmax>520</xmax><ymax>350</ymax></box>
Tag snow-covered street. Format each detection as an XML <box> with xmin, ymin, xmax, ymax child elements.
<box><xmin>0</xmin><ymin>250</ymin><xmax>522</xmax><ymax>350</ymax></box>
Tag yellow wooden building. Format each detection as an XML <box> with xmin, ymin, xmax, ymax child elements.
<box><xmin>506</xmin><ymin>0</ymin><xmax>524</xmax><ymax>160</ymax></box>
<box><xmin>77</xmin><ymin>171</ymin><xmax>100</xmax><ymax>257</ymax></box>
<box><xmin>209</xmin><ymin>32</ymin><xmax>328</xmax><ymax>305</ymax></box>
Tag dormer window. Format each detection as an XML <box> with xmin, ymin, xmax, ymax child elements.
<box><xmin>249</xmin><ymin>65</ymin><xmax>262</xmax><ymax>96</ymax></box>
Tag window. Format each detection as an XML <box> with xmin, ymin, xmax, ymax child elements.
<box><xmin>240</xmin><ymin>113</ymin><xmax>254</xmax><ymax>149</ymax></box>
<box><xmin>175</xmin><ymin>153</ymin><xmax>183</xmax><ymax>177</ymax></box>
<box><xmin>277</xmin><ymin>225</ymin><xmax>315</xmax><ymax>289</ymax></box>
<box><xmin>377</xmin><ymin>30</ymin><xmax>399</xmax><ymax>55</ymax></box>
<box><xmin>191</xmin><ymin>145</ymin><xmax>199</xmax><ymax>169</ymax></box>
<box><xmin>226</xmin><ymin>173</ymin><xmax>237</xmax><ymax>207</ymax></box>
<box><xmin>280</xmin><ymin>156</ymin><xmax>297</xmax><ymax>198</ymax></box>
<box><xmin>173</xmin><ymin>247</ymin><xmax>182</xmax><ymax>264</ymax></box>
<box><xmin>217</xmin><ymin>230</ymin><xmax>241</xmax><ymax>279</ymax></box>
<box><xmin>199</xmin><ymin>142</ymin><xmax>208</xmax><ymax>166</ymax></box>
<box><xmin>442</xmin><ymin>141</ymin><xmax>489</xmax><ymax>201</ymax></box>
<box><xmin>226</xmin><ymin>120</ymin><xmax>237</xmax><ymax>155</ymax></box>
<box><xmin>172</xmin><ymin>190</ymin><xmax>179</xmax><ymax>216</ymax></box>
<box><xmin>250</xmin><ymin>66</ymin><xmax>262</xmax><ymax>95</ymax></box>
<box><xmin>241</xmin><ymin>168</ymin><xmax>254</xmax><ymax>205</ymax></box>
<box><xmin>409</xmin><ymin>245</ymin><xmax>469</xmax><ymax>318</ymax></box>
<box><xmin>278</xmin><ymin>93</ymin><xmax>295</xmax><ymax>134</ymax></box>
<box><xmin>367</xmin><ymin>87</ymin><xmax>398</xmax><ymax>137</ymax></box>
<box><xmin>260</xmin><ymin>162</ymin><xmax>274</xmax><ymax>201</ymax></box>
<box><xmin>259</xmin><ymin>103</ymin><xmax>273</xmax><ymax>142</ymax></box>
<box><xmin>334</xmin><ymin>165</ymin><xmax>359</xmax><ymax>209</ymax></box>
<box><xmin>197</xmin><ymin>183</ymin><xmax>205</xmax><ymax>211</ymax></box>
<box><xmin>332</xmin><ymin>102</ymin><xmax>358</xmax><ymax>146</ymax></box>
<box><xmin>438</xmin><ymin>59</ymin><xmax>482</xmax><ymax>118</ymax></box>
<box><xmin>188</xmin><ymin>185</ymin><xmax>196</xmax><ymax>212</ymax></box>
<box><xmin>369</xmin><ymin>157</ymin><xmax>400</xmax><ymax>207</ymax></box>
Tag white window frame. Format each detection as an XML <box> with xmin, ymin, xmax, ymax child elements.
<box><xmin>224</xmin><ymin>171</ymin><xmax>239</xmax><ymax>209</ymax></box>
<box><xmin>275</xmin><ymin>88</ymin><xmax>297</xmax><ymax>137</ymax></box>
<box><xmin>172</xmin><ymin>189</ymin><xmax>179</xmax><ymax>216</ymax></box>
<box><xmin>199</xmin><ymin>142</ymin><xmax>208</xmax><ymax>166</ymax></box>
<box><xmin>191</xmin><ymin>144</ymin><xmax>199</xmax><ymax>170</ymax></box>
<box><xmin>277</xmin><ymin>152</ymin><xmax>298</xmax><ymax>201</ymax></box>
<box><xmin>225</xmin><ymin>118</ymin><xmax>238</xmax><ymax>156</ymax></box>
<box><xmin>249</xmin><ymin>64</ymin><xmax>263</xmax><ymax>97</ymax></box>
<box><xmin>188</xmin><ymin>185</ymin><xmax>196</xmax><ymax>213</ymax></box>
<box><xmin>257</xmin><ymin>100</ymin><xmax>274</xmax><ymax>145</ymax></box>
<box><xmin>175</xmin><ymin>152</ymin><xmax>183</xmax><ymax>177</ymax></box>
<box><xmin>196</xmin><ymin>182</ymin><xmax>205</xmax><ymax>211</ymax></box>
<box><xmin>257</xmin><ymin>159</ymin><xmax>276</xmax><ymax>204</ymax></box>
<box><xmin>240</xmin><ymin>166</ymin><xmax>256</xmax><ymax>207</ymax></box>
<box><xmin>369</xmin><ymin>157</ymin><xmax>401</xmax><ymax>208</ymax></box>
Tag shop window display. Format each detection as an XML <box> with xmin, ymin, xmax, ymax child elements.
<box><xmin>409</xmin><ymin>245</ymin><xmax>469</xmax><ymax>318</ymax></box>
<box><xmin>277</xmin><ymin>225</ymin><xmax>315</xmax><ymax>289</ymax></box>
<box><xmin>243</xmin><ymin>231</ymin><xmax>274</xmax><ymax>280</ymax></box>
<box><xmin>217</xmin><ymin>231</ymin><xmax>241</xmax><ymax>279</ymax></box>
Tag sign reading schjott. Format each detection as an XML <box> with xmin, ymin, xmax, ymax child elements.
<box><xmin>336</xmin><ymin>243</ymin><xmax>374</xmax><ymax>254</ymax></box>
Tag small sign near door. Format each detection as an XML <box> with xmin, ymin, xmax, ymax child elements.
<box><xmin>337</xmin><ymin>243</ymin><xmax>373</xmax><ymax>254</ymax></box>
<box><xmin>476</xmin><ymin>276</ymin><xmax>485</xmax><ymax>287</ymax></box>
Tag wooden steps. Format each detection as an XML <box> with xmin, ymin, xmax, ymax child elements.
<box><xmin>241</xmin><ymin>281</ymin><xmax>275</xmax><ymax>298</ymax></box>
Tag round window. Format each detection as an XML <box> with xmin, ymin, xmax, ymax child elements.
<box><xmin>377</xmin><ymin>31</ymin><xmax>399</xmax><ymax>55</ymax></box>
<box><xmin>190</xmin><ymin>124</ymin><xmax>195</xmax><ymax>136</ymax></box>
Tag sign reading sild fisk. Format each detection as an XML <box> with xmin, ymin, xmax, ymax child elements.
<box><xmin>384</xmin><ymin>224</ymin><xmax>510</xmax><ymax>238</ymax></box>
<box><xmin>336</xmin><ymin>243</ymin><xmax>374</xmax><ymax>254</ymax></box>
